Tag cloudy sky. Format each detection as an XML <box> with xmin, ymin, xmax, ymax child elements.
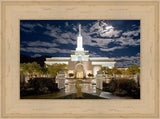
<box><xmin>20</xmin><ymin>20</ymin><xmax>140</xmax><ymax>67</ymax></box>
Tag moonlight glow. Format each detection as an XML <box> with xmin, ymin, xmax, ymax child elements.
<box><xmin>105</xmin><ymin>26</ymin><xmax>113</xmax><ymax>32</ymax></box>
<box><xmin>20</xmin><ymin>20</ymin><xmax>140</xmax><ymax>68</ymax></box>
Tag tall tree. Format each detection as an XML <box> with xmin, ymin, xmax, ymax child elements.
<box><xmin>126</xmin><ymin>65</ymin><xmax>140</xmax><ymax>75</ymax></box>
<box><xmin>46</xmin><ymin>63</ymin><xmax>67</xmax><ymax>78</ymax></box>
<box><xmin>20</xmin><ymin>62</ymin><xmax>42</xmax><ymax>75</ymax></box>
<box><xmin>101</xmin><ymin>67</ymin><xmax>112</xmax><ymax>75</ymax></box>
<box><xmin>106</xmin><ymin>67</ymin><xmax>112</xmax><ymax>75</ymax></box>
<box><xmin>112</xmin><ymin>67</ymin><xmax>122</xmax><ymax>75</ymax></box>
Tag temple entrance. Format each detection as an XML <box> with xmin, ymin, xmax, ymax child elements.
<box><xmin>76</xmin><ymin>64</ymin><xmax>84</xmax><ymax>78</ymax></box>
<box><xmin>76</xmin><ymin>72</ymin><xmax>83</xmax><ymax>78</ymax></box>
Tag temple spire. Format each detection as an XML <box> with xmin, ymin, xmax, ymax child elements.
<box><xmin>79</xmin><ymin>24</ymin><xmax>81</xmax><ymax>36</ymax></box>
<box><xmin>76</xmin><ymin>24</ymin><xmax>84</xmax><ymax>51</ymax></box>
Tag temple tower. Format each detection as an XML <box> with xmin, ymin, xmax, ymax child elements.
<box><xmin>76</xmin><ymin>24</ymin><xmax>84</xmax><ymax>51</ymax></box>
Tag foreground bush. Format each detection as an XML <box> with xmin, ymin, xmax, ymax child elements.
<box><xmin>21</xmin><ymin>78</ymin><xmax>59</xmax><ymax>96</ymax></box>
<box><xmin>103</xmin><ymin>79</ymin><xmax>117</xmax><ymax>92</ymax></box>
<box><xmin>103</xmin><ymin>79</ymin><xmax>140</xmax><ymax>98</ymax></box>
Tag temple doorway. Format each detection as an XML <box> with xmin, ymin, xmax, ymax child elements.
<box><xmin>76</xmin><ymin>64</ymin><xmax>84</xmax><ymax>78</ymax></box>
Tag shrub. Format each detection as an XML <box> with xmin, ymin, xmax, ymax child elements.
<box><xmin>103</xmin><ymin>79</ymin><xmax>117</xmax><ymax>92</ymax></box>
<box><xmin>88</xmin><ymin>73</ymin><xmax>94</xmax><ymax>78</ymax></box>
<box><xmin>69</xmin><ymin>73</ymin><xmax>74</xmax><ymax>78</ymax></box>
<box><xmin>27</xmin><ymin>77</ymin><xmax>58</xmax><ymax>94</ymax></box>
<box><xmin>103</xmin><ymin>78</ymin><xmax>140</xmax><ymax>98</ymax></box>
<box><xmin>117</xmin><ymin>79</ymin><xmax>129</xmax><ymax>90</ymax></box>
<box><xmin>126</xmin><ymin>79</ymin><xmax>140</xmax><ymax>98</ymax></box>
<box><xmin>113</xmin><ymin>89</ymin><xmax>128</xmax><ymax>96</ymax></box>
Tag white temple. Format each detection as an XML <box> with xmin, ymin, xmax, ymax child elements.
<box><xmin>45</xmin><ymin>24</ymin><xmax>116</xmax><ymax>78</ymax></box>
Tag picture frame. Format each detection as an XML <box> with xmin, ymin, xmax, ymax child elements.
<box><xmin>0</xmin><ymin>0</ymin><xmax>159</xmax><ymax>118</ymax></box>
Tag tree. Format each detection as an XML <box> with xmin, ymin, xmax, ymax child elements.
<box><xmin>20</xmin><ymin>63</ymin><xmax>29</xmax><ymax>74</ymax></box>
<box><xmin>41</xmin><ymin>64</ymin><xmax>48</xmax><ymax>74</ymax></box>
<box><xmin>20</xmin><ymin>62</ymin><xmax>42</xmax><ymax>75</ymax></box>
<box><xmin>112</xmin><ymin>67</ymin><xmax>122</xmax><ymax>75</ymax></box>
<box><xmin>30</xmin><ymin>62</ymin><xmax>42</xmax><ymax>75</ymax></box>
<box><xmin>47</xmin><ymin>63</ymin><xmax>67</xmax><ymax>78</ymax></box>
<box><xmin>69</xmin><ymin>73</ymin><xmax>74</xmax><ymax>78</ymax></box>
<box><xmin>126</xmin><ymin>65</ymin><xmax>140</xmax><ymax>75</ymax></box>
<box><xmin>106</xmin><ymin>67</ymin><xmax>112</xmax><ymax>75</ymax></box>
<box><xmin>101</xmin><ymin>67</ymin><xmax>112</xmax><ymax>75</ymax></box>
<box><xmin>101</xmin><ymin>67</ymin><xmax>107</xmax><ymax>74</ymax></box>
<box><xmin>88</xmin><ymin>73</ymin><xmax>94</xmax><ymax>78</ymax></box>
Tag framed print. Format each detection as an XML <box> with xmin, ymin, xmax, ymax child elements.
<box><xmin>0</xmin><ymin>0</ymin><xmax>159</xmax><ymax>118</ymax></box>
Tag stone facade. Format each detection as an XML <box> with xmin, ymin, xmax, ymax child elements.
<box><xmin>56</xmin><ymin>71</ymin><xmax>65</xmax><ymax>89</ymax></box>
<box><xmin>96</xmin><ymin>71</ymin><xmax>105</xmax><ymax>90</ymax></box>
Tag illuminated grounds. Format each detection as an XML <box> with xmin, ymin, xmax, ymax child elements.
<box><xmin>20</xmin><ymin>20</ymin><xmax>140</xmax><ymax>99</ymax></box>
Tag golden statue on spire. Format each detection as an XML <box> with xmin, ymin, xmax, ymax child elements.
<box><xmin>79</xmin><ymin>24</ymin><xmax>81</xmax><ymax>36</ymax></box>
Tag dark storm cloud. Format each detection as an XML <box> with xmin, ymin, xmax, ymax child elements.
<box><xmin>115</xmin><ymin>53</ymin><xmax>140</xmax><ymax>68</ymax></box>
<box><xmin>20</xmin><ymin>20</ymin><xmax>140</xmax><ymax>67</ymax></box>
<box><xmin>20</xmin><ymin>47</ymin><xmax>71</xmax><ymax>54</ymax></box>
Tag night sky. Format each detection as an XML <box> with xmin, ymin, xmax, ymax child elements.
<box><xmin>20</xmin><ymin>20</ymin><xmax>140</xmax><ymax>68</ymax></box>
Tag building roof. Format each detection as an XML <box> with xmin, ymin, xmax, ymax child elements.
<box><xmin>46</xmin><ymin>57</ymin><xmax>115</xmax><ymax>62</ymax></box>
<box><xmin>89</xmin><ymin>57</ymin><xmax>115</xmax><ymax>62</ymax></box>
<box><xmin>46</xmin><ymin>57</ymin><xmax>70</xmax><ymax>61</ymax></box>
